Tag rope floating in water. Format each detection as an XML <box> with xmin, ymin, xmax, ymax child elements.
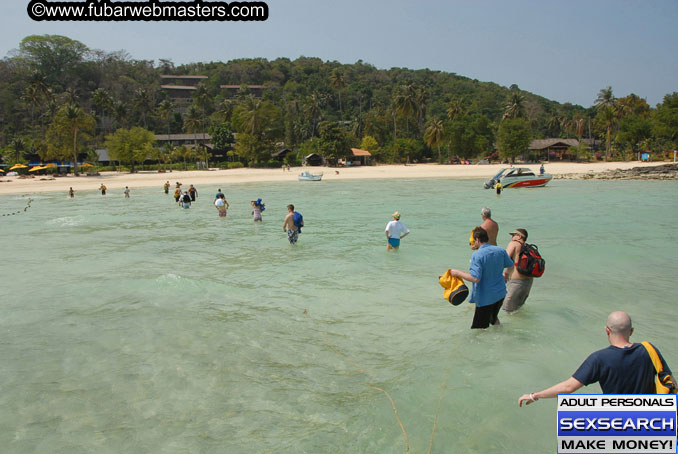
<box><xmin>1</xmin><ymin>198</ymin><xmax>32</xmax><ymax>217</ymax></box>
<box><xmin>304</xmin><ymin>309</ymin><xmax>410</xmax><ymax>453</ymax></box>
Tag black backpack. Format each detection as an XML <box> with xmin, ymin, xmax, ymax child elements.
<box><xmin>516</xmin><ymin>243</ymin><xmax>545</xmax><ymax>277</ymax></box>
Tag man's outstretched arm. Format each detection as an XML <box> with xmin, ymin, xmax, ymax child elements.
<box><xmin>518</xmin><ymin>377</ymin><xmax>584</xmax><ymax>407</ymax></box>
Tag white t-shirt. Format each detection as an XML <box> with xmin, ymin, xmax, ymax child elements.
<box><xmin>214</xmin><ymin>198</ymin><xmax>225</xmax><ymax>208</ymax></box>
<box><xmin>385</xmin><ymin>220</ymin><xmax>409</xmax><ymax>239</ymax></box>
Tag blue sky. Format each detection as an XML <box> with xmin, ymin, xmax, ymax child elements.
<box><xmin>1</xmin><ymin>0</ymin><xmax>676</xmax><ymax>107</ymax></box>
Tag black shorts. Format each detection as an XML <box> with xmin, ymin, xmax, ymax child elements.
<box><xmin>471</xmin><ymin>298</ymin><xmax>504</xmax><ymax>329</ymax></box>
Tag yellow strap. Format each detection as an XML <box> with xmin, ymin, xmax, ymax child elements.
<box><xmin>641</xmin><ymin>341</ymin><xmax>664</xmax><ymax>373</ymax></box>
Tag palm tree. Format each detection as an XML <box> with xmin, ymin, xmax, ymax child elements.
<box><xmin>64</xmin><ymin>103</ymin><xmax>82</xmax><ymax>175</ymax></box>
<box><xmin>447</xmin><ymin>99</ymin><xmax>464</xmax><ymax>122</ymax></box>
<box><xmin>424</xmin><ymin>119</ymin><xmax>444</xmax><ymax>163</ymax></box>
<box><xmin>156</xmin><ymin>100</ymin><xmax>174</xmax><ymax>136</ymax></box>
<box><xmin>595</xmin><ymin>86</ymin><xmax>615</xmax><ymax>109</ymax></box>
<box><xmin>415</xmin><ymin>88</ymin><xmax>427</xmax><ymax>133</ymax></box>
<box><xmin>183</xmin><ymin>105</ymin><xmax>203</xmax><ymax>167</ymax></box>
<box><xmin>329</xmin><ymin>69</ymin><xmax>346</xmax><ymax>120</ymax></box>
<box><xmin>546</xmin><ymin>114</ymin><xmax>561</xmax><ymax>137</ymax></box>
<box><xmin>393</xmin><ymin>84</ymin><xmax>417</xmax><ymax>137</ymax></box>
<box><xmin>305</xmin><ymin>93</ymin><xmax>324</xmax><ymax>137</ymax></box>
<box><xmin>598</xmin><ymin>107</ymin><xmax>615</xmax><ymax>161</ymax></box>
<box><xmin>92</xmin><ymin>88</ymin><xmax>113</xmax><ymax>134</ymax></box>
<box><xmin>216</xmin><ymin>98</ymin><xmax>234</xmax><ymax>122</ymax></box>
<box><xmin>10</xmin><ymin>137</ymin><xmax>26</xmax><ymax>163</ymax></box>
<box><xmin>62</xmin><ymin>87</ymin><xmax>79</xmax><ymax>105</ymax></box>
<box><xmin>133</xmin><ymin>88</ymin><xmax>152</xmax><ymax>128</ymax></box>
<box><xmin>113</xmin><ymin>101</ymin><xmax>128</xmax><ymax>129</ymax></box>
<box><xmin>21</xmin><ymin>85</ymin><xmax>41</xmax><ymax>147</ymax></box>
<box><xmin>503</xmin><ymin>91</ymin><xmax>525</xmax><ymax>120</ymax></box>
<box><xmin>194</xmin><ymin>84</ymin><xmax>211</xmax><ymax>168</ymax></box>
<box><xmin>595</xmin><ymin>87</ymin><xmax>616</xmax><ymax>160</ymax></box>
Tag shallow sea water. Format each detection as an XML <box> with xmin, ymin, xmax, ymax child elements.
<box><xmin>1</xmin><ymin>177</ymin><xmax>677</xmax><ymax>453</ymax></box>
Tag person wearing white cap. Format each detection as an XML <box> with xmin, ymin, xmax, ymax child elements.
<box><xmin>385</xmin><ymin>211</ymin><xmax>410</xmax><ymax>251</ymax></box>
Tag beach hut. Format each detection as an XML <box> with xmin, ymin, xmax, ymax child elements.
<box><xmin>271</xmin><ymin>148</ymin><xmax>294</xmax><ymax>162</ymax></box>
<box><xmin>303</xmin><ymin>153</ymin><xmax>324</xmax><ymax>166</ymax></box>
<box><xmin>348</xmin><ymin>148</ymin><xmax>372</xmax><ymax>166</ymax></box>
<box><xmin>528</xmin><ymin>138</ymin><xmax>580</xmax><ymax>161</ymax></box>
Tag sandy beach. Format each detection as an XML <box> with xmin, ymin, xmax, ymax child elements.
<box><xmin>0</xmin><ymin>161</ymin><xmax>671</xmax><ymax>195</ymax></box>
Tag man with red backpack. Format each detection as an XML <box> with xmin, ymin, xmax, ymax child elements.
<box><xmin>503</xmin><ymin>228</ymin><xmax>534</xmax><ymax>313</ymax></box>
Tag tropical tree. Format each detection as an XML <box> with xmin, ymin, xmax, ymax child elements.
<box><xmin>497</xmin><ymin>117</ymin><xmax>531</xmax><ymax>163</ymax></box>
<box><xmin>156</xmin><ymin>99</ymin><xmax>174</xmax><ymax>136</ymax></box>
<box><xmin>424</xmin><ymin>119</ymin><xmax>444</xmax><ymax>163</ymax></box>
<box><xmin>305</xmin><ymin>93</ymin><xmax>324</xmax><ymax>137</ymax></box>
<box><xmin>21</xmin><ymin>85</ymin><xmax>41</xmax><ymax>147</ymax></box>
<box><xmin>133</xmin><ymin>88</ymin><xmax>152</xmax><ymax>128</ymax></box>
<box><xmin>595</xmin><ymin>86</ymin><xmax>616</xmax><ymax>160</ymax></box>
<box><xmin>317</xmin><ymin>120</ymin><xmax>352</xmax><ymax>163</ymax></box>
<box><xmin>447</xmin><ymin>99</ymin><xmax>464</xmax><ymax>122</ymax></box>
<box><xmin>92</xmin><ymin>88</ymin><xmax>113</xmax><ymax>134</ymax></box>
<box><xmin>232</xmin><ymin>96</ymin><xmax>282</xmax><ymax>163</ymax></box>
<box><xmin>652</xmin><ymin>92</ymin><xmax>678</xmax><ymax>149</ymax></box>
<box><xmin>329</xmin><ymin>69</ymin><xmax>346</xmax><ymax>120</ymax></box>
<box><xmin>393</xmin><ymin>83</ymin><xmax>417</xmax><ymax>136</ymax></box>
<box><xmin>9</xmin><ymin>137</ymin><xmax>26</xmax><ymax>163</ymax></box>
<box><xmin>110</xmin><ymin>100</ymin><xmax>126</xmax><ymax>129</ymax></box>
<box><xmin>45</xmin><ymin>103</ymin><xmax>96</xmax><ymax>174</ymax></box>
<box><xmin>503</xmin><ymin>91</ymin><xmax>526</xmax><ymax>120</ymax></box>
<box><xmin>104</xmin><ymin>126</ymin><xmax>156</xmax><ymax>171</ymax></box>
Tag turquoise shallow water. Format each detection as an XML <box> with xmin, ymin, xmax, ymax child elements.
<box><xmin>1</xmin><ymin>178</ymin><xmax>677</xmax><ymax>453</ymax></box>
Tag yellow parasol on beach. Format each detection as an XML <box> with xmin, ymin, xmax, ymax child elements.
<box><xmin>80</xmin><ymin>163</ymin><xmax>94</xmax><ymax>167</ymax></box>
<box><xmin>29</xmin><ymin>166</ymin><xmax>45</xmax><ymax>172</ymax></box>
<box><xmin>9</xmin><ymin>164</ymin><xmax>28</xmax><ymax>170</ymax></box>
<box><xmin>43</xmin><ymin>163</ymin><xmax>57</xmax><ymax>168</ymax></box>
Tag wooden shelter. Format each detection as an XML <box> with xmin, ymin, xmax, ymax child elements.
<box><xmin>347</xmin><ymin>148</ymin><xmax>372</xmax><ymax>166</ymax></box>
<box><xmin>529</xmin><ymin>138</ymin><xmax>580</xmax><ymax>161</ymax></box>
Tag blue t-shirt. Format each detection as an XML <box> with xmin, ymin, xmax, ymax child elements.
<box><xmin>572</xmin><ymin>343</ymin><xmax>672</xmax><ymax>394</ymax></box>
<box><xmin>468</xmin><ymin>243</ymin><xmax>513</xmax><ymax>307</ymax></box>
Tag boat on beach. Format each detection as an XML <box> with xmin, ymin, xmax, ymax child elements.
<box><xmin>484</xmin><ymin>167</ymin><xmax>552</xmax><ymax>189</ymax></box>
<box><xmin>298</xmin><ymin>171</ymin><xmax>323</xmax><ymax>181</ymax></box>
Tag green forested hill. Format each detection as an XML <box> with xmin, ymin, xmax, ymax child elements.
<box><xmin>1</xmin><ymin>35</ymin><xmax>676</xmax><ymax>168</ymax></box>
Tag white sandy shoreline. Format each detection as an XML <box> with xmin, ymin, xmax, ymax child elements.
<box><xmin>0</xmin><ymin>161</ymin><xmax>672</xmax><ymax>196</ymax></box>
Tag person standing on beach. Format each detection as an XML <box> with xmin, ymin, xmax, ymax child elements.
<box><xmin>163</xmin><ymin>181</ymin><xmax>170</xmax><ymax>194</ymax></box>
<box><xmin>385</xmin><ymin>211</ymin><xmax>410</xmax><ymax>251</ymax></box>
<box><xmin>124</xmin><ymin>186</ymin><xmax>130</xmax><ymax>198</ymax></box>
<box><xmin>99</xmin><ymin>184</ymin><xmax>107</xmax><ymax>196</ymax></box>
<box><xmin>518</xmin><ymin>311</ymin><xmax>675</xmax><ymax>406</ymax></box>
<box><xmin>480</xmin><ymin>207</ymin><xmax>498</xmax><ymax>246</ymax></box>
<box><xmin>188</xmin><ymin>184</ymin><xmax>198</xmax><ymax>202</ymax></box>
<box><xmin>69</xmin><ymin>187</ymin><xmax>75</xmax><ymax>198</ymax></box>
<box><xmin>502</xmin><ymin>228</ymin><xmax>533</xmax><ymax>313</ymax></box>
<box><xmin>283</xmin><ymin>204</ymin><xmax>303</xmax><ymax>244</ymax></box>
<box><xmin>449</xmin><ymin>226</ymin><xmax>514</xmax><ymax>329</ymax></box>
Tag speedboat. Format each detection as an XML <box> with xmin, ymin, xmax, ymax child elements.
<box><xmin>298</xmin><ymin>171</ymin><xmax>323</xmax><ymax>181</ymax></box>
<box><xmin>483</xmin><ymin>167</ymin><xmax>552</xmax><ymax>189</ymax></box>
